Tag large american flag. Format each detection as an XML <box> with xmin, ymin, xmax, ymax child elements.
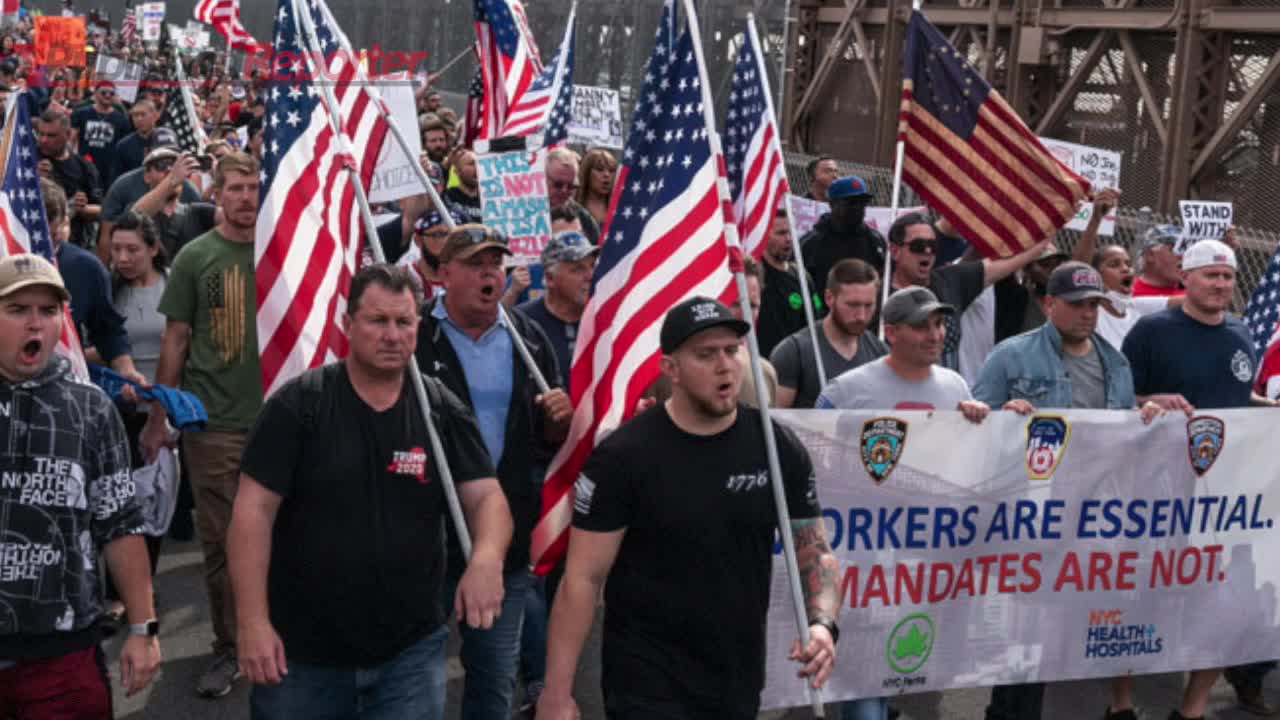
<box><xmin>898</xmin><ymin>11</ymin><xmax>1090</xmax><ymax>258</ymax></box>
<box><xmin>255</xmin><ymin>0</ymin><xmax>389</xmax><ymax>397</ymax></box>
<box><xmin>1245</xmin><ymin>243</ymin><xmax>1280</xmax><ymax>398</ymax></box>
<box><xmin>502</xmin><ymin>5</ymin><xmax>576</xmax><ymax>142</ymax></box>
<box><xmin>463</xmin><ymin>65</ymin><xmax>484</xmax><ymax>149</ymax></box>
<box><xmin>724</xmin><ymin>23</ymin><xmax>788</xmax><ymax>259</ymax></box>
<box><xmin>0</xmin><ymin>95</ymin><xmax>88</xmax><ymax>380</ymax></box>
<box><xmin>473</xmin><ymin>0</ymin><xmax>544</xmax><ymax>140</ymax></box>
<box><xmin>194</xmin><ymin>0</ymin><xmax>260</xmax><ymax>53</ymax></box>
<box><xmin>531</xmin><ymin>0</ymin><xmax>737</xmax><ymax>573</ymax></box>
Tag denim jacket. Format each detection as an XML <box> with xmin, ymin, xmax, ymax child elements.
<box><xmin>972</xmin><ymin>323</ymin><xmax>1135</xmax><ymax>409</ymax></box>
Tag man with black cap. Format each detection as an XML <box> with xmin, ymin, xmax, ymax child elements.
<box><xmin>415</xmin><ymin>224</ymin><xmax>571</xmax><ymax>718</ymax></box>
<box><xmin>973</xmin><ymin>262</ymin><xmax>1161</xmax><ymax>720</ymax></box>
<box><xmin>800</xmin><ymin>174</ymin><xmax>884</xmax><ymax>298</ymax></box>
<box><xmin>537</xmin><ymin>296</ymin><xmax>840</xmax><ymax>720</ymax></box>
<box><xmin>517</xmin><ymin>231</ymin><xmax>599</xmax><ymax>388</ymax></box>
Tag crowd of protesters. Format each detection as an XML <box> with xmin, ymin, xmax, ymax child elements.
<box><xmin>2</xmin><ymin>7</ymin><xmax>1280</xmax><ymax>720</ymax></box>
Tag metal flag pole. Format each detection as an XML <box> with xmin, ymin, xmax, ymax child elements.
<box><xmin>291</xmin><ymin>0</ymin><xmax>473</xmax><ymax>558</ymax></box>
<box><xmin>683</xmin><ymin>0</ymin><xmax>825</xmax><ymax>716</ymax></box>
<box><xmin>748</xmin><ymin>13</ymin><xmax>827</xmax><ymax>390</ymax></box>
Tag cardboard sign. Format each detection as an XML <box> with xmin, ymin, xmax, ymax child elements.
<box><xmin>788</xmin><ymin>195</ymin><xmax>828</xmax><ymax>238</ymax></box>
<box><xmin>1177</xmin><ymin>201</ymin><xmax>1233</xmax><ymax>254</ymax></box>
<box><xmin>367</xmin><ymin>73</ymin><xmax>426</xmax><ymax>204</ymax></box>
<box><xmin>138</xmin><ymin>3</ymin><xmax>165</xmax><ymax>42</ymax></box>
<box><xmin>93</xmin><ymin>53</ymin><xmax>142</xmax><ymax>103</ymax></box>
<box><xmin>477</xmin><ymin>149</ymin><xmax>552</xmax><ymax>264</ymax></box>
<box><xmin>34</xmin><ymin>16</ymin><xmax>86</xmax><ymax>67</ymax></box>
<box><xmin>1039</xmin><ymin>137</ymin><xmax>1122</xmax><ymax>236</ymax></box>
<box><xmin>567</xmin><ymin>85</ymin><xmax>623</xmax><ymax>150</ymax></box>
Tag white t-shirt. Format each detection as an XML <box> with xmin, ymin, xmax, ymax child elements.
<box><xmin>957</xmin><ymin>286</ymin><xmax>995</xmax><ymax>386</ymax></box>
<box><xmin>816</xmin><ymin>357</ymin><xmax>972</xmax><ymax>410</ymax></box>
<box><xmin>1095</xmin><ymin>292</ymin><xmax>1168</xmax><ymax>350</ymax></box>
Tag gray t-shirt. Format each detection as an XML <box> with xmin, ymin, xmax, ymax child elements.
<box><xmin>1064</xmin><ymin>346</ymin><xmax>1106</xmax><ymax>410</ymax></box>
<box><xmin>113</xmin><ymin>276</ymin><xmax>168</xmax><ymax>382</ymax></box>
<box><xmin>771</xmin><ymin>325</ymin><xmax>888</xmax><ymax>409</ymax></box>
<box><xmin>816</xmin><ymin>357</ymin><xmax>972</xmax><ymax>410</ymax></box>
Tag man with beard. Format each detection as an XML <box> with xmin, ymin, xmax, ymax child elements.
<box><xmin>800</xmin><ymin>175</ymin><xmax>883</xmax><ymax>298</ymax></box>
<box><xmin>71</xmin><ymin>81</ymin><xmax>131</xmax><ymax>182</ymax></box>
<box><xmin>756</xmin><ymin>209</ymin><xmax>823</xmax><ymax>357</ymax></box>
<box><xmin>129</xmin><ymin>148</ymin><xmax>218</xmax><ymax>258</ymax></box>
<box><xmin>517</xmin><ymin>232</ymin><xmax>598</xmax><ymax>390</ymax></box>
<box><xmin>423</xmin><ymin>118</ymin><xmax>451</xmax><ymax>165</ymax></box>
<box><xmin>394</xmin><ymin>205</ymin><xmax>461</xmax><ymax>300</ymax></box>
<box><xmin>537</xmin><ymin>297</ymin><xmax>839</xmax><ymax>720</ymax></box>
<box><xmin>444</xmin><ymin>148</ymin><xmax>484</xmax><ymax>226</ymax></box>
<box><xmin>772</xmin><ymin>259</ymin><xmax>887</xmax><ymax>409</ymax></box>
<box><xmin>140</xmin><ymin>152</ymin><xmax>265</xmax><ymax>700</ymax></box>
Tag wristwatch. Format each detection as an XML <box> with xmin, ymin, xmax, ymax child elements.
<box><xmin>811</xmin><ymin>617</ymin><xmax>839</xmax><ymax>645</ymax></box>
<box><xmin>128</xmin><ymin>619</ymin><xmax>160</xmax><ymax>637</ymax></box>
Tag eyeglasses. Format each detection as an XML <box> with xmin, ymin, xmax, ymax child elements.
<box><xmin>549</xmin><ymin>179</ymin><xmax>579</xmax><ymax>192</ymax></box>
<box><xmin>895</xmin><ymin>239</ymin><xmax>938</xmax><ymax>255</ymax></box>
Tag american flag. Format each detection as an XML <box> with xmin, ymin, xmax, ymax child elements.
<box><xmin>463</xmin><ymin>65</ymin><xmax>484</xmax><ymax>149</ymax></box>
<box><xmin>530</xmin><ymin>0</ymin><xmax>737</xmax><ymax>573</ymax></box>
<box><xmin>473</xmin><ymin>0</ymin><xmax>544</xmax><ymax>140</ymax></box>
<box><xmin>1245</xmin><ymin>244</ymin><xmax>1280</xmax><ymax>397</ymax></box>
<box><xmin>0</xmin><ymin>94</ymin><xmax>88</xmax><ymax>380</ymax></box>
<box><xmin>503</xmin><ymin>5</ymin><xmax>576</xmax><ymax>143</ymax></box>
<box><xmin>255</xmin><ymin>0</ymin><xmax>389</xmax><ymax>397</ymax></box>
<box><xmin>120</xmin><ymin>2</ymin><xmax>137</xmax><ymax>44</ymax></box>
<box><xmin>724</xmin><ymin>22</ymin><xmax>788</xmax><ymax>260</ymax></box>
<box><xmin>193</xmin><ymin>0</ymin><xmax>260</xmax><ymax>53</ymax></box>
<box><xmin>898</xmin><ymin>11</ymin><xmax>1090</xmax><ymax>258</ymax></box>
<box><xmin>159</xmin><ymin>86</ymin><xmax>206</xmax><ymax>156</ymax></box>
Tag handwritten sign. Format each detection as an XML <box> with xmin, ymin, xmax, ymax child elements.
<box><xmin>367</xmin><ymin>73</ymin><xmax>425</xmax><ymax>204</ymax></box>
<box><xmin>34</xmin><ymin>16</ymin><xmax>86</xmax><ymax>68</ymax></box>
<box><xmin>1040</xmin><ymin>137</ymin><xmax>1121</xmax><ymax>236</ymax></box>
<box><xmin>138</xmin><ymin>3</ymin><xmax>165</xmax><ymax>42</ymax></box>
<box><xmin>1177</xmin><ymin>201</ymin><xmax>1233</xmax><ymax>254</ymax></box>
<box><xmin>93</xmin><ymin>53</ymin><xmax>143</xmax><ymax>103</ymax></box>
<box><xmin>568</xmin><ymin>85</ymin><xmax>623</xmax><ymax>150</ymax></box>
<box><xmin>477</xmin><ymin>149</ymin><xmax>552</xmax><ymax>264</ymax></box>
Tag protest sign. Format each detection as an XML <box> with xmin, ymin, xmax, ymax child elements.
<box><xmin>93</xmin><ymin>53</ymin><xmax>142</xmax><ymax>103</ymax></box>
<box><xmin>568</xmin><ymin>85</ymin><xmax>623</xmax><ymax>150</ymax></box>
<box><xmin>477</xmin><ymin>148</ymin><xmax>552</xmax><ymax>264</ymax></box>
<box><xmin>367</xmin><ymin>73</ymin><xmax>425</xmax><ymax>204</ymax></box>
<box><xmin>787</xmin><ymin>195</ymin><xmax>828</xmax><ymax>238</ymax></box>
<box><xmin>34</xmin><ymin>16</ymin><xmax>86</xmax><ymax>67</ymax></box>
<box><xmin>761</xmin><ymin>409</ymin><xmax>1280</xmax><ymax>709</ymax></box>
<box><xmin>138</xmin><ymin>3</ymin><xmax>165</xmax><ymax>42</ymax></box>
<box><xmin>1177</xmin><ymin>200</ymin><xmax>1233</xmax><ymax>254</ymax></box>
<box><xmin>1040</xmin><ymin>137</ymin><xmax>1121</xmax><ymax>236</ymax></box>
<box><xmin>865</xmin><ymin>206</ymin><xmax>927</xmax><ymax>236</ymax></box>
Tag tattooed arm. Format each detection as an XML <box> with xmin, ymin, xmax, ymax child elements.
<box><xmin>788</xmin><ymin>517</ymin><xmax>840</xmax><ymax>688</ymax></box>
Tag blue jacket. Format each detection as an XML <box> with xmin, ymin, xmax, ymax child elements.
<box><xmin>972</xmin><ymin>323</ymin><xmax>1135</xmax><ymax>409</ymax></box>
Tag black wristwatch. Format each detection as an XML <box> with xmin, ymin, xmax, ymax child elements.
<box><xmin>811</xmin><ymin>617</ymin><xmax>839</xmax><ymax>645</ymax></box>
<box><xmin>128</xmin><ymin>619</ymin><xmax>160</xmax><ymax>637</ymax></box>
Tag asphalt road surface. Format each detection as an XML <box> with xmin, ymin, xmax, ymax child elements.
<box><xmin>106</xmin><ymin>539</ymin><xmax>1277</xmax><ymax>719</ymax></box>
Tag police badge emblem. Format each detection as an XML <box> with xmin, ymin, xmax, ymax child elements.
<box><xmin>1025</xmin><ymin>415</ymin><xmax>1070</xmax><ymax>480</ymax></box>
<box><xmin>1186</xmin><ymin>415</ymin><xmax>1225</xmax><ymax>477</ymax></box>
<box><xmin>861</xmin><ymin>417</ymin><xmax>908</xmax><ymax>484</ymax></box>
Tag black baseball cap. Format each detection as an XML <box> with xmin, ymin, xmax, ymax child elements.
<box><xmin>1046</xmin><ymin>261</ymin><xmax>1106</xmax><ymax>302</ymax></box>
<box><xmin>659</xmin><ymin>296</ymin><xmax>750</xmax><ymax>354</ymax></box>
<box><xmin>882</xmin><ymin>286</ymin><xmax>954</xmax><ymax>326</ymax></box>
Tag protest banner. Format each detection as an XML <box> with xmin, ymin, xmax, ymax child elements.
<box><xmin>1040</xmin><ymin>137</ymin><xmax>1122</xmax><ymax>236</ymax></box>
<box><xmin>568</xmin><ymin>85</ymin><xmax>623</xmax><ymax>150</ymax></box>
<box><xmin>93</xmin><ymin>53</ymin><xmax>142</xmax><ymax>103</ymax></box>
<box><xmin>788</xmin><ymin>195</ymin><xmax>828</xmax><ymax>238</ymax></box>
<box><xmin>761</xmin><ymin>409</ymin><xmax>1280</xmax><ymax>710</ymax></box>
<box><xmin>367</xmin><ymin>73</ymin><xmax>425</xmax><ymax>204</ymax></box>
<box><xmin>865</xmin><ymin>206</ymin><xmax>927</xmax><ymax>236</ymax></box>
<box><xmin>33</xmin><ymin>16</ymin><xmax>86</xmax><ymax>67</ymax></box>
<box><xmin>138</xmin><ymin>2</ymin><xmax>165</xmax><ymax>42</ymax></box>
<box><xmin>477</xmin><ymin>148</ymin><xmax>552</xmax><ymax>264</ymax></box>
<box><xmin>1177</xmin><ymin>200</ymin><xmax>1233</xmax><ymax>254</ymax></box>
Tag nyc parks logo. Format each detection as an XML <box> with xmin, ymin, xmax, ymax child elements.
<box><xmin>883</xmin><ymin>612</ymin><xmax>934</xmax><ymax>691</ymax></box>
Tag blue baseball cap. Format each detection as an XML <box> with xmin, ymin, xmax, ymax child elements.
<box><xmin>828</xmin><ymin>175</ymin><xmax>873</xmax><ymax>201</ymax></box>
<box><xmin>540</xmin><ymin>231</ymin><xmax>599</xmax><ymax>267</ymax></box>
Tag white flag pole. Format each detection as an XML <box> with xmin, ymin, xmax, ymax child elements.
<box><xmin>881</xmin><ymin>140</ymin><xmax>905</xmax><ymax>342</ymax></box>
<box><xmin>291</xmin><ymin>0</ymin><xmax>473</xmax><ymax>558</ymax></box>
<box><xmin>684</xmin><ymin>0</ymin><xmax>826</xmax><ymax>716</ymax></box>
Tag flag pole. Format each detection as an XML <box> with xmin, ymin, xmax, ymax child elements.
<box><xmin>880</xmin><ymin>139</ymin><xmax>904</xmax><ymax>342</ymax></box>
<box><xmin>748</xmin><ymin>13</ymin><xmax>826</xmax><ymax>390</ymax></box>
<box><xmin>684</xmin><ymin>1</ymin><xmax>825</xmax><ymax>716</ymax></box>
<box><xmin>291</xmin><ymin>0</ymin><xmax>474</xmax><ymax>559</ymax></box>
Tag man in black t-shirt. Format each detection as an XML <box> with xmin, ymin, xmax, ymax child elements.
<box><xmin>36</xmin><ymin>108</ymin><xmax>102</xmax><ymax>249</ymax></box>
<box><xmin>228</xmin><ymin>264</ymin><xmax>512</xmax><ymax>719</ymax></box>
<box><xmin>800</xmin><ymin>175</ymin><xmax>883</xmax><ymax>299</ymax></box>
<box><xmin>537</xmin><ymin>297</ymin><xmax>841</xmax><ymax>720</ymax></box>
<box><xmin>71</xmin><ymin>82</ymin><xmax>132</xmax><ymax>179</ymax></box>
<box><xmin>758</xmin><ymin>208</ymin><xmax>823</xmax><ymax>358</ymax></box>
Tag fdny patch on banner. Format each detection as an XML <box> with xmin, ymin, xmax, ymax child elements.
<box><xmin>1186</xmin><ymin>415</ymin><xmax>1225</xmax><ymax>477</ymax></box>
<box><xmin>1025</xmin><ymin>415</ymin><xmax>1071</xmax><ymax>480</ymax></box>
<box><xmin>861</xmin><ymin>417</ymin><xmax>908</xmax><ymax>484</ymax></box>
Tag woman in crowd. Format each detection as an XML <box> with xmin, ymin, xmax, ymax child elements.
<box><xmin>575</xmin><ymin>148</ymin><xmax>617</xmax><ymax>229</ymax></box>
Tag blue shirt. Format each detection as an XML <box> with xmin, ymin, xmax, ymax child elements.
<box><xmin>1122</xmin><ymin>308</ymin><xmax>1258</xmax><ymax>409</ymax></box>
<box><xmin>432</xmin><ymin>299</ymin><xmax>514</xmax><ymax>463</ymax></box>
<box><xmin>515</xmin><ymin>298</ymin><xmax>573</xmax><ymax>391</ymax></box>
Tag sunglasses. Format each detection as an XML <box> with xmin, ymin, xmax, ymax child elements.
<box><xmin>895</xmin><ymin>239</ymin><xmax>938</xmax><ymax>255</ymax></box>
<box><xmin>452</xmin><ymin>225</ymin><xmax>508</xmax><ymax>246</ymax></box>
<box><xmin>97</xmin><ymin>89</ymin><xmax>115</xmax><ymax>97</ymax></box>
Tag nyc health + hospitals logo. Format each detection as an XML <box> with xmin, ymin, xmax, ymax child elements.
<box><xmin>1084</xmin><ymin>609</ymin><xmax>1164</xmax><ymax>659</ymax></box>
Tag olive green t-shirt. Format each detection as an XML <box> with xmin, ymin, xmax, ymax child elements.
<box><xmin>158</xmin><ymin>229</ymin><xmax>263</xmax><ymax>431</ymax></box>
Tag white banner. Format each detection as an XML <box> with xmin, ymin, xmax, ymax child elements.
<box><xmin>367</xmin><ymin>73</ymin><xmax>425</xmax><ymax>204</ymax></box>
<box><xmin>93</xmin><ymin>53</ymin><xmax>142</xmax><ymax>103</ymax></box>
<box><xmin>1040</xmin><ymin>137</ymin><xmax>1121</xmax><ymax>236</ymax></box>
<box><xmin>1177</xmin><ymin>201</ymin><xmax>1233</xmax><ymax>254</ymax></box>
<box><xmin>138</xmin><ymin>2</ymin><xmax>165</xmax><ymax>42</ymax></box>
<box><xmin>762</xmin><ymin>409</ymin><xmax>1280</xmax><ymax>710</ymax></box>
<box><xmin>567</xmin><ymin>85</ymin><xmax>623</xmax><ymax>150</ymax></box>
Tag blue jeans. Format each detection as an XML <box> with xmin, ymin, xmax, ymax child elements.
<box><xmin>840</xmin><ymin>697</ymin><xmax>889</xmax><ymax>720</ymax></box>
<box><xmin>444</xmin><ymin>568</ymin><xmax>532</xmax><ymax>720</ymax></box>
<box><xmin>249</xmin><ymin>624</ymin><xmax>448</xmax><ymax>720</ymax></box>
